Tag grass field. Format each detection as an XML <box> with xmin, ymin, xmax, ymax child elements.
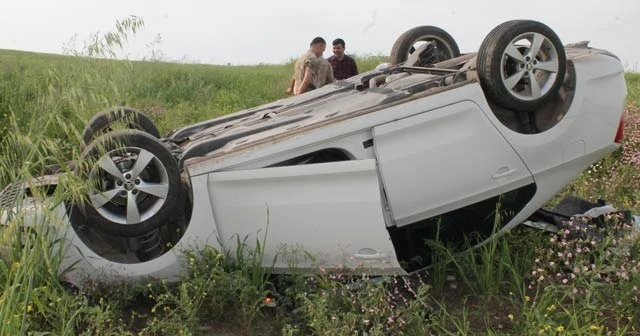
<box><xmin>1</xmin><ymin>41</ymin><xmax>640</xmax><ymax>335</ymax></box>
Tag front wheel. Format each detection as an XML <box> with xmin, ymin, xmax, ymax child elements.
<box><xmin>74</xmin><ymin>130</ymin><xmax>183</xmax><ymax>237</ymax></box>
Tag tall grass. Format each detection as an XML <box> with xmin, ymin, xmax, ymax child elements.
<box><xmin>0</xmin><ymin>45</ymin><xmax>385</xmax><ymax>147</ymax></box>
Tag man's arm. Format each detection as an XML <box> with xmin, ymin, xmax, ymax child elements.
<box><xmin>285</xmin><ymin>75</ymin><xmax>295</xmax><ymax>95</ymax></box>
<box><xmin>295</xmin><ymin>66</ymin><xmax>313</xmax><ymax>95</ymax></box>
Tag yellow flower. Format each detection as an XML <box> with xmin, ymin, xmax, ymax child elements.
<box><xmin>507</xmin><ymin>314</ymin><xmax>514</xmax><ymax>321</ymax></box>
<box><xmin>525</xmin><ymin>296</ymin><xmax>531</xmax><ymax>302</ymax></box>
<box><xmin>556</xmin><ymin>325</ymin><xmax>565</xmax><ymax>332</ymax></box>
<box><xmin>27</xmin><ymin>304</ymin><xmax>33</xmax><ymax>312</ymax></box>
<box><xmin>547</xmin><ymin>304</ymin><xmax>557</xmax><ymax>312</ymax></box>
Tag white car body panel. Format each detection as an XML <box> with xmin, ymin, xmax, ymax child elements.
<box><xmin>206</xmin><ymin>159</ymin><xmax>403</xmax><ymax>274</ymax></box>
<box><xmin>373</xmin><ymin>100</ymin><xmax>534</xmax><ymax>226</ymax></box>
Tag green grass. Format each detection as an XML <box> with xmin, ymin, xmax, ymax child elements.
<box><xmin>0</xmin><ymin>50</ymin><xmax>386</xmax><ymax>143</ymax></box>
<box><xmin>1</xmin><ymin>40</ymin><xmax>640</xmax><ymax>335</ymax></box>
<box><xmin>625</xmin><ymin>73</ymin><xmax>640</xmax><ymax>105</ymax></box>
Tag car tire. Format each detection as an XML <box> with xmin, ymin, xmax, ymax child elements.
<box><xmin>477</xmin><ymin>20</ymin><xmax>567</xmax><ymax>111</ymax></box>
<box><xmin>82</xmin><ymin>106</ymin><xmax>161</xmax><ymax>145</ymax></box>
<box><xmin>74</xmin><ymin>130</ymin><xmax>183</xmax><ymax>237</ymax></box>
<box><xmin>389</xmin><ymin>25</ymin><xmax>460</xmax><ymax>66</ymax></box>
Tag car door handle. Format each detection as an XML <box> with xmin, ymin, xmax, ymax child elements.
<box><xmin>492</xmin><ymin>167</ymin><xmax>517</xmax><ymax>179</ymax></box>
<box><xmin>354</xmin><ymin>253</ymin><xmax>384</xmax><ymax>260</ymax></box>
<box><xmin>354</xmin><ymin>248</ymin><xmax>384</xmax><ymax>260</ymax></box>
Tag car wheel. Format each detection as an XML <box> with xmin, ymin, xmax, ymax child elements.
<box><xmin>82</xmin><ymin>106</ymin><xmax>161</xmax><ymax>145</ymax></box>
<box><xmin>389</xmin><ymin>26</ymin><xmax>460</xmax><ymax>66</ymax></box>
<box><xmin>75</xmin><ymin>130</ymin><xmax>182</xmax><ymax>237</ymax></box>
<box><xmin>477</xmin><ymin>20</ymin><xmax>567</xmax><ymax>111</ymax></box>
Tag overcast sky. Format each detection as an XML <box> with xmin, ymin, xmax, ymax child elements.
<box><xmin>2</xmin><ymin>0</ymin><xmax>639</xmax><ymax>70</ymax></box>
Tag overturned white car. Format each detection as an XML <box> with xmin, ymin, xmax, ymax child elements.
<box><xmin>0</xmin><ymin>20</ymin><xmax>627</xmax><ymax>286</ymax></box>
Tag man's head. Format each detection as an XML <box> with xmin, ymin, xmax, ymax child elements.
<box><xmin>309</xmin><ymin>37</ymin><xmax>326</xmax><ymax>57</ymax></box>
<box><xmin>332</xmin><ymin>38</ymin><xmax>346</xmax><ymax>59</ymax></box>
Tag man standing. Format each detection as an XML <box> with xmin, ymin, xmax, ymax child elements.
<box><xmin>327</xmin><ymin>38</ymin><xmax>358</xmax><ymax>80</ymax></box>
<box><xmin>286</xmin><ymin>37</ymin><xmax>335</xmax><ymax>95</ymax></box>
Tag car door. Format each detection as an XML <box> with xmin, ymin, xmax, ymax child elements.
<box><xmin>373</xmin><ymin>100</ymin><xmax>534</xmax><ymax>227</ymax></box>
<box><xmin>206</xmin><ymin>159</ymin><xmax>404</xmax><ymax>274</ymax></box>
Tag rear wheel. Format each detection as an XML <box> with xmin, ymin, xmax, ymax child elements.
<box><xmin>389</xmin><ymin>26</ymin><xmax>460</xmax><ymax>66</ymax></box>
<box><xmin>477</xmin><ymin>20</ymin><xmax>566</xmax><ymax>111</ymax></box>
<box><xmin>74</xmin><ymin>130</ymin><xmax>183</xmax><ymax>237</ymax></box>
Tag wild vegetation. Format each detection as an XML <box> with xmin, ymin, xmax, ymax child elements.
<box><xmin>1</xmin><ymin>18</ymin><xmax>640</xmax><ymax>335</ymax></box>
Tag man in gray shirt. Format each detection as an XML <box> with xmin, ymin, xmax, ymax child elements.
<box><xmin>286</xmin><ymin>37</ymin><xmax>335</xmax><ymax>95</ymax></box>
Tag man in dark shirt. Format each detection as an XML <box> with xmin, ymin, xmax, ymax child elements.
<box><xmin>327</xmin><ymin>38</ymin><xmax>358</xmax><ymax>80</ymax></box>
